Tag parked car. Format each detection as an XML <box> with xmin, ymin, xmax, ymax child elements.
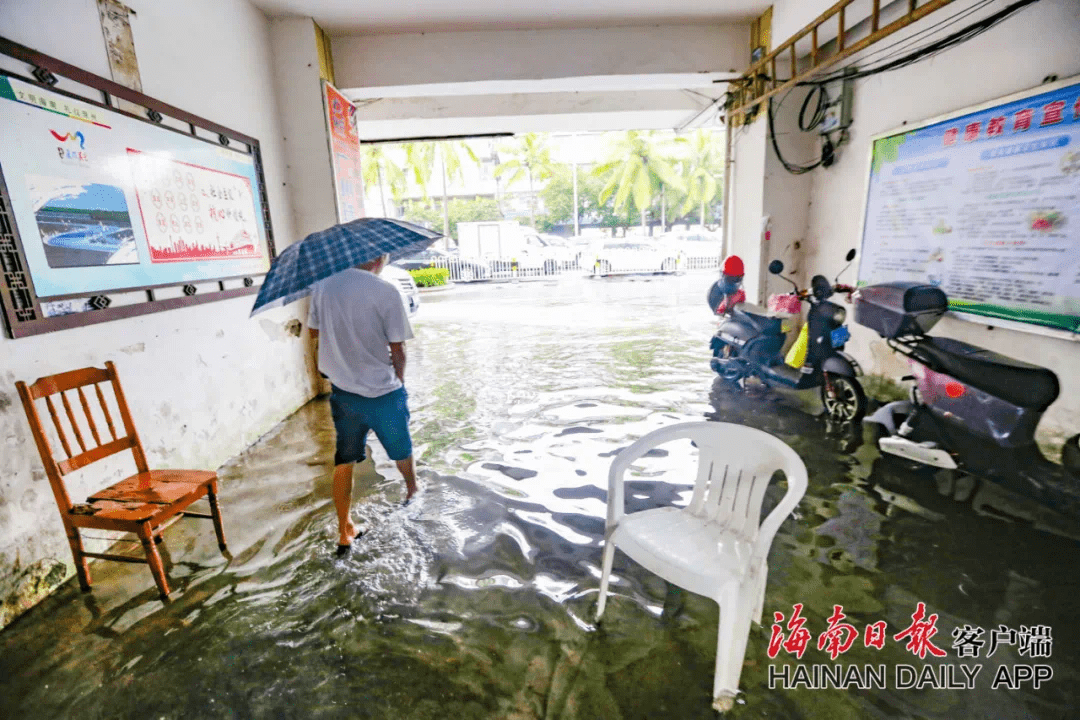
<box><xmin>520</xmin><ymin>232</ymin><xmax>578</xmax><ymax>272</ymax></box>
<box><xmin>593</xmin><ymin>240</ymin><xmax>679</xmax><ymax>276</ymax></box>
<box><xmin>662</xmin><ymin>230</ymin><xmax>723</xmax><ymax>259</ymax></box>
<box><xmin>392</xmin><ymin>247</ymin><xmax>490</xmax><ymax>282</ymax></box>
<box><xmin>382</xmin><ymin>264</ymin><xmax>421</xmax><ymax>316</ymax></box>
<box><xmin>565</xmin><ymin>234</ymin><xmax>604</xmax><ymax>264</ymax></box>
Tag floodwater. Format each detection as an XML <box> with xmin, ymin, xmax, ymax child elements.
<box><xmin>2</xmin><ymin>274</ymin><xmax>1079</xmax><ymax>719</ymax></box>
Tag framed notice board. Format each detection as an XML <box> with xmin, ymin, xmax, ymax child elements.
<box><xmin>0</xmin><ymin>37</ymin><xmax>275</xmax><ymax>338</ymax></box>
<box><xmin>857</xmin><ymin>76</ymin><xmax>1080</xmax><ymax>337</ymax></box>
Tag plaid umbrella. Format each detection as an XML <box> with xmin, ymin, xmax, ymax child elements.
<box><xmin>250</xmin><ymin>217</ymin><xmax>442</xmax><ymax>315</ymax></box>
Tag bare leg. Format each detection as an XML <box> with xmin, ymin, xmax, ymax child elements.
<box><xmin>332</xmin><ymin>463</ymin><xmax>359</xmax><ymax>545</ymax></box>
<box><xmin>395</xmin><ymin>455</ymin><xmax>417</xmax><ymax>502</ymax></box>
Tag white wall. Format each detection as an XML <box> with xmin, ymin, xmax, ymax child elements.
<box><xmin>785</xmin><ymin>0</ymin><xmax>1080</xmax><ymax>443</ymax></box>
<box><xmin>0</xmin><ymin>0</ymin><xmax>312</xmax><ymax>628</ymax></box>
<box><xmin>332</xmin><ymin>23</ymin><xmax>749</xmax><ymax>89</ymax></box>
<box><xmin>762</xmin><ymin>85</ymin><xmax>817</xmax><ymax>300</ymax></box>
<box><xmin>270</xmin><ymin>17</ymin><xmax>339</xmax><ymax>240</ymax></box>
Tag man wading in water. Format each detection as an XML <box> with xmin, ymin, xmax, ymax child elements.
<box><xmin>307</xmin><ymin>253</ymin><xmax>418</xmax><ymax>556</ymax></box>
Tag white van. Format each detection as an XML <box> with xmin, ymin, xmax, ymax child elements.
<box><xmin>457</xmin><ymin>221</ymin><xmax>575</xmax><ymax>271</ymax></box>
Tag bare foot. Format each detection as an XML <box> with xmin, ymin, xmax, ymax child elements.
<box><xmin>338</xmin><ymin>519</ymin><xmax>360</xmax><ymax>547</ymax></box>
<box><xmin>404</xmin><ymin>479</ymin><xmax>418</xmax><ymax>504</ymax></box>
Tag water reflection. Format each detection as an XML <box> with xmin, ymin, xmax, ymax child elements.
<box><xmin>1</xmin><ymin>275</ymin><xmax>1078</xmax><ymax>719</ymax></box>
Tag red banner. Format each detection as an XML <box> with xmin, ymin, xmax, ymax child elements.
<box><xmin>324</xmin><ymin>82</ymin><xmax>365</xmax><ymax>222</ymax></box>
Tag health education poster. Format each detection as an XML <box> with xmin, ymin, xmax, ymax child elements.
<box><xmin>858</xmin><ymin>79</ymin><xmax>1080</xmax><ymax>333</ymax></box>
<box><xmin>0</xmin><ymin>76</ymin><xmax>271</xmax><ymax>311</ymax></box>
<box><xmin>323</xmin><ymin>81</ymin><xmax>365</xmax><ymax>223</ymax></box>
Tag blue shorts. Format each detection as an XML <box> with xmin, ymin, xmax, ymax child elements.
<box><xmin>329</xmin><ymin>385</ymin><xmax>413</xmax><ymax>465</ymax></box>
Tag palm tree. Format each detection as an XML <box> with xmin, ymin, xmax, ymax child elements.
<box><xmin>593</xmin><ymin>131</ymin><xmax>686</xmax><ymax>232</ymax></box>
<box><xmin>402</xmin><ymin>140</ymin><xmax>480</xmax><ymax>237</ymax></box>
<box><xmin>679</xmin><ymin>129</ymin><xmax>724</xmax><ymax>227</ymax></box>
<box><xmin>493</xmin><ymin>133</ymin><xmax>559</xmax><ymax>228</ymax></box>
<box><xmin>361</xmin><ymin>144</ymin><xmax>406</xmax><ymax>217</ymax></box>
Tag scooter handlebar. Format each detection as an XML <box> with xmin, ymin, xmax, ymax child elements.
<box><xmin>833</xmin><ymin>283</ymin><xmax>856</xmax><ymax>301</ymax></box>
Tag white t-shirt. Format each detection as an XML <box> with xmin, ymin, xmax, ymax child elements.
<box><xmin>307</xmin><ymin>268</ymin><xmax>414</xmax><ymax>397</ymax></box>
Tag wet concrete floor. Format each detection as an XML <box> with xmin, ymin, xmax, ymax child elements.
<box><xmin>2</xmin><ymin>274</ymin><xmax>1079</xmax><ymax>719</ymax></box>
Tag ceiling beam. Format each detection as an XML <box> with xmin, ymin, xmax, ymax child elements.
<box><xmin>342</xmin><ymin>72</ymin><xmax>738</xmax><ymax>100</ymax></box>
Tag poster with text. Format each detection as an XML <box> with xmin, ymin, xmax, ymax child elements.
<box><xmin>323</xmin><ymin>81</ymin><xmax>365</xmax><ymax>223</ymax></box>
<box><xmin>0</xmin><ymin>76</ymin><xmax>271</xmax><ymax>298</ymax></box>
<box><xmin>858</xmin><ymin>79</ymin><xmax>1080</xmax><ymax>333</ymax></box>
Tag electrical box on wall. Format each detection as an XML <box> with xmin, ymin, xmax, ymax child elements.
<box><xmin>820</xmin><ymin>67</ymin><xmax>856</xmax><ymax>135</ymax></box>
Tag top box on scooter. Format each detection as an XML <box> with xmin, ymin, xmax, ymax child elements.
<box><xmin>854</xmin><ymin>282</ymin><xmax>947</xmax><ymax>338</ymax></box>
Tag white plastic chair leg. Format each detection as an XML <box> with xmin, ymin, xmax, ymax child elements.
<box><xmin>713</xmin><ymin>582</ymin><xmax>754</xmax><ymax>712</ymax></box>
<box><xmin>726</xmin><ymin>584</ymin><xmax>758</xmax><ymax>689</ymax></box>
<box><xmin>596</xmin><ymin>539</ymin><xmax>617</xmax><ymax>619</ymax></box>
<box><xmin>752</xmin><ymin>564</ymin><xmax>768</xmax><ymax>625</ymax></box>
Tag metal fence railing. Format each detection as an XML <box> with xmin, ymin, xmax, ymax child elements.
<box><xmin>683</xmin><ymin>256</ymin><xmax>722</xmax><ymax>271</ymax></box>
<box><xmin>415</xmin><ymin>255</ymin><xmax>721</xmax><ymax>283</ymax></box>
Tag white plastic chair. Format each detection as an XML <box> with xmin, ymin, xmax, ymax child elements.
<box><xmin>596</xmin><ymin>421</ymin><xmax>808</xmax><ymax>711</ymax></box>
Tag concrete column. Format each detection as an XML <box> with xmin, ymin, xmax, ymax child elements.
<box><xmin>726</xmin><ymin>117</ymin><xmax>767</xmax><ymax>303</ymax></box>
<box><xmin>726</xmin><ymin>86</ymin><xmax>817</xmax><ymax>305</ymax></box>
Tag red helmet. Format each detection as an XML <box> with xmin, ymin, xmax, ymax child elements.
<box><xmin>722</xmin><ymin>255</ymin><xmax>744</xmax><ymax>278</ymax></box>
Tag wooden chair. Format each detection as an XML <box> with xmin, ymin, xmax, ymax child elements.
<box><xmin>16</xmin><ymin>361</ymin><xmax>227</xmax><ymax>599</ymax></box>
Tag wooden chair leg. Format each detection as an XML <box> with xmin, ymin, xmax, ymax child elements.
<box><xmin>139</xmin><ymin>524</ymin><xmax>170</xmax><ymax>599</ymax></box>
<box><xmin>208</xmin><ymin>482</ymin><xmax>228</xmax><ymax>552</ymax></box>
<box><xmin>65</xmin><ymin>522</ymin><xmax>92</xmax><ymax>592</ymax></box>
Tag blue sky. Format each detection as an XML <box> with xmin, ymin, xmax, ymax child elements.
<box><xmin>43</xmin><ymin>183</ymin><xmax>130</xmax><ymax>213</ymax></box>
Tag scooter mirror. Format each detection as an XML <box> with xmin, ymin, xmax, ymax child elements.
<box><xmin>768</xmin><ymin>260</ymin><xmax>784</xmax><ymax>275</ymax></box>
<box><xmin>846</xmin><ymin>249</ymin><xmax>857</xmax><ymax>262</ymax></box>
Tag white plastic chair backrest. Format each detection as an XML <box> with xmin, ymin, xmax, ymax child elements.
<box><xmin>609</xmin><ymin>422</ymin><xmax>807</xmax><ymax>554</ymax></box>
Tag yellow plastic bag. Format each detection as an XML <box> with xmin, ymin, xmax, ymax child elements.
<box><xmin>785</xmin><ymin>324</ymin><xmax>809</xmax><ymax>368</ymax></box>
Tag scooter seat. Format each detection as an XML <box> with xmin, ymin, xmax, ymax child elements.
<box><xmin>911</xmin><ymin>336</ymin><xmax>1059</xmax><ymax>411</ymax></box>
<box><xmin>733</xmin><ymin>304</ymin><xmax>783</xmax><ymax>335</ymax></box>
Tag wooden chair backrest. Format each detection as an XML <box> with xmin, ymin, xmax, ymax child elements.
<box><xmin>16</xmin><ymin>361</ymin><xmax>148</xmax><ymax>511</ymax></box>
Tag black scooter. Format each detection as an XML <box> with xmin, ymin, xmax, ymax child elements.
<box><xmin>854</xmin><ymin>282</ymin><xmax>1080</xmax><ymax>516</ymax></box>
<box><xmin>709</xmin><ymin>251</ymin><xmax>867</xmax><ymax>423</ymax></box>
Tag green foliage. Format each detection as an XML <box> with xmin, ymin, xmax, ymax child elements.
<box><xmin>538</xmin><ymin>166</ymin><xmax>575</xmax><ymax>227</ymax></box>
<box><xmin>400</xmin><ymin>196</ymin><xmax>503</xmax><ymax>241</ymax></box>
<box><xmin>495</xmin><ymin>133</ymin><xmax>555</xmax><ymax>186</ymax></box>
<box><xmin>593</xmin><ymin>131</ymin><xmax>686</xmax><ymax>226</ymax></box>
<box><xmin>539</xmin><ymin>163</ymin><xmax>637</xmax><ymax>231</ymax></box>
<box><xmin>402</xmin><ymin>140</ymin><xmax>480</xmax><ymax>200</ymax></box>
<box><xmin>400</xmin><ymin>140</ymin><xmax>482</xmax><ymax>235</ymax></box>
<box><xmin>678</xmin><ymin>129</ymin><xmax>725</xmax><ymax>224</ymax></box>
<box><xmin>390</xmin><ymin>130</ymin><xmax>725</xmax><ymax>235</ymax></box>
<box><xmin>495</xmin><ymin>133</ymin><xmax>558</xmax><ymax>227</ymax></box>
<box><xmin>360</xmin><ymin>144</ymin><xmax>406</xmax><ymax>216</ymax></box>
<box><xmin>408</xmin><ymin>267</ymin><xmax>450</xmax><ymax>287</ymax></box>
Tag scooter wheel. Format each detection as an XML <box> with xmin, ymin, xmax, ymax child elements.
<box><xmin>1062</xmin><ymin>434</ymin><xmax>1080</xmax><ymax>475</ymax></box>
<box><xmin>712</xmin><ymin>344</ymin><xmax>746</xmax><ymax>385</ymax></box>
<box><xmin>822</xmin><ymin>375</ymin><xmax>867</xmax><ymax>424</ymax></box>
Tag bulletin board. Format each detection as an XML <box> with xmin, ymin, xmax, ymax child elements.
<box><xmin>856</xmin><ymin>76</ymin><xmax>1080</xmax><ymax>336</ymax></box>
<box><xmin>322</xmin><ymin>81</ymin><xmax>365</xmax><ymax>222</ymax></box>
<box><xmin>0</xmin><ymin>37</ymin><xmax>275</xmax><ymax>338</ymax></box>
